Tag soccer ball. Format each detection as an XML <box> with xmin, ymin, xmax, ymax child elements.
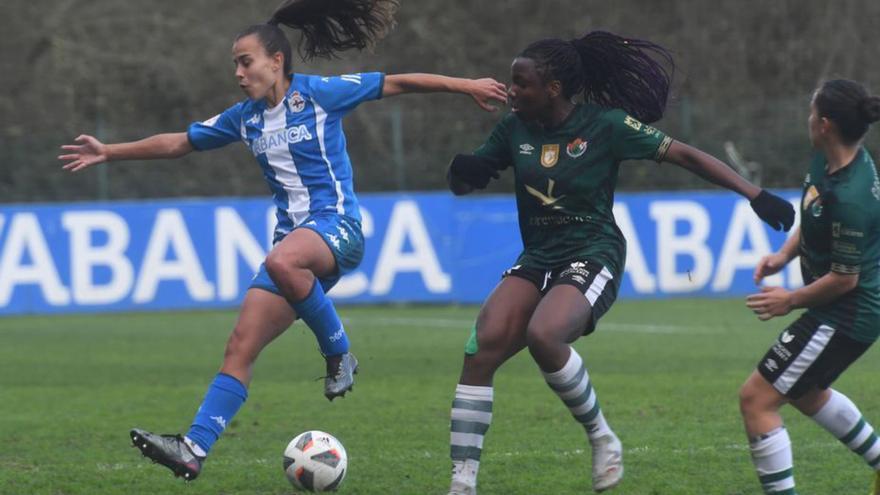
<box><xmin>283</xmin><ymin>430</ymin><xmax>348</xmax><ymax>492</ymax></box>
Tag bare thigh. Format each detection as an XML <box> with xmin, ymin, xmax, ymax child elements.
<box><xmin>459</xmin><ymin>276</ymin><xmax>542</xmax><ymax>386</ymax></box>
<box><xmin>265</xmin><ymin>228</ymin><xmax>337</xmax><ymax>302</ymax></box>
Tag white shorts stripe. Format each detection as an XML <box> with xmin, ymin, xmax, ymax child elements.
<box><xmin>773</xmin><ymin>324</ymin><xmax>835</xmax><ymax>394</ymax></box>
<box><xmin>585</xmin><ymin>266</ymin><xmax>613</xmax><ymax>306</ymax></box>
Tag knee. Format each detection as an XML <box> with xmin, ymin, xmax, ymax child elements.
<box><xmin>266</xmin><ymin>251</ymin><xmax>291</xmax><ymax>280</ymax></box>
<box><xmin>739</xmin><ymin>378</ymin><xmax>770</xmax><ymax>416</ymax></box>
<box><xmin>264</xmin><ymin>251</ymin><xmax>295</xmax><ymax>280</ymax></box>
<box><xmin>525</xmin><ymin>323</ymin><xmax>559</xmax><ymax>352</ymax></box>
<box><xmin>462</xmin><ymin>328</ymin><xmax>508</xmax><ymax>377</ymax></box>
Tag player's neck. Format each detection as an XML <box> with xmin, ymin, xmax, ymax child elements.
<box><xmin>265</xmin><ymin>77</ymin><xmax>292</xmax><ymax>108</ymax></box>
<box><xmin>539</xmin><ymin>100</ymin><xmax>576</xmax><ymax>130</ymax></box>
<box><xmin>823</xmin><ymin>142</ymin><xmax>860</xmax><ymax>174</ymax></box>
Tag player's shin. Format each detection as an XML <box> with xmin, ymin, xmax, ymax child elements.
<box><xmin>811</xmin><ymin>389</ymin><xmax>880</xmax><ymax>470</ymax></box>
<box><xmin>542</xmin><ymin>347</ymin><xmax>612</xmax><ymax>441</ymax></box>
<box><xmin>291</xmin><ymin>280</ymin><xmax>350</xmax><ymax>357</ymax></box>
<box><xmin>185</xmin><ymin>373</ymin><xmax>248</xmax><ymax>457</ymax></box>
<box><xmin>543</xmin><ymin>347</ymin><xmax>622</xmax><ymax>491</ymax></box>
<box><xmin>450</xmin><ymin>384</ymin><xmax>493</xmax><ymax>494</ymax></box>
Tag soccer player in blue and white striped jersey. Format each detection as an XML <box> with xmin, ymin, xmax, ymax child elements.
<box><xmin>59</xmin><ymin>0</ymin><xmax>506</xmax><ymax>482</ymax></box>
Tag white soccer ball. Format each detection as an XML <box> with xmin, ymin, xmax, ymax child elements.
<box><xmin>283</xmin><ymin>430</ymin><xmax>348</xmax><ymax>492</ymax></box>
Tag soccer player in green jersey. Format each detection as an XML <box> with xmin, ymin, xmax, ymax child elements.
<box><xmin>742</xmin><ymin>79</ymin><xmax>880</xmax><ymax>495</ymax></box>
<box><xmin>443</xmin><ymin>31</ymin><xmax>794</xmax><ymax>494</ymax></box>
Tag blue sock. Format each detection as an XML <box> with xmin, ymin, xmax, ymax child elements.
<box><xmin>186</xmin><ymin>373</ymin><xmax>248</xmax><ymax>455</ymax></box>
<box><xmin>291</xmin><ymin>280</ymin><xmax>350</xmax><ymax>356</ymax></box>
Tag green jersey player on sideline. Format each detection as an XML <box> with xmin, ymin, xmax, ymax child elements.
<box><xmin>445</xmin><ymin>31</ymin><xmax>795</xmax><ymax>494</ymax></box>
<box><xmin>742</xmin><ymin>79</ymin><xmax>880</xmax><ymax>495</ymax></box>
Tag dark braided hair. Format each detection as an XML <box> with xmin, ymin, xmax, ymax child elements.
<box><xmin>519</xmin><ymin>31</ymin><xmax>674</xmax><ymax>124</ymax></box>
<box><xmin>269</xmin><ymin>0</ymin><xmax>398</xmax><ymax>61</ymax></box>
<box><xmin>814</xmin><ymin>79</ymin><xmax>880</xmax><ymax>145</ymax></box>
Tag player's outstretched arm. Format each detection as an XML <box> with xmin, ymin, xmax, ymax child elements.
<box><xmin>663</xmin><ymin>140</ymin><xmax>795</xmax><ymax>231</ymax></box>
<box><xmin>382</xmin><ymin>74</ymin><xmax>507</xmax><ymax>112</ymax></box>
<box><xmin>59</xmin><ymin>132</ymin><xmax>193</xmax><ymax>172</ymax></box>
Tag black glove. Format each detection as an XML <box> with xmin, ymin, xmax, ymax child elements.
<box><xmin>448</xmin><ymin>154</ymin><xmax>501</xmax><ymax>190</ymax></box>
<box><xmin>750</xmin><ymin>189</ymin><xmax>795</xmax><ymax>231</ymax></box>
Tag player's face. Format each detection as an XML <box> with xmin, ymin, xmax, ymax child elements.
<box><xmin>508</xmin><ymin>57</ymin><xmax>552</xmax><ymax>122</ymax></box>
<box><xmin>232</xmin><ymin>34</ymin><xmax>283</xmax><ymax>100</ymax></box>
<box><xmin>808</xmin><ymin>96</ymin><xmax>827</xmax><ymax>148</ymax></box>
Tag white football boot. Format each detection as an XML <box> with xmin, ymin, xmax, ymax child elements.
<box><xmin>448</xmin><ymin>460</ymin><xmax>478</xmax><ymax>495</ymax></box>
<box><xmin>591</xmin><ymin>433</ymin><xmax>623</xmax><ymax>492</ymax></box>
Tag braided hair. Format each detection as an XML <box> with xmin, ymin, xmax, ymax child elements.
<box><xmin>519</xmin><ymin>31</ymin><xmax>674</xmax><ymax>124</ymax></box>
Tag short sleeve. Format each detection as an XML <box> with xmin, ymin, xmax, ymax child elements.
<box><xmin>472</xmin><ymin>115</ymin><xmax>514</xmax><ymax>170</ymax></box>
<box><xmin>606</xmin><ymin>109</ymin><xmax>673</xmax><ymax>162</ymax></box>
<box><xmin>187</xmin><ymin>102</ymin><xmax>244</xmax><ymax>151</ymax></box>
<box><xmin>830</xmin><ymin>202</ymin><xmax>871</xmax><ymax>274</ymax></box>
<box><xmin>308</xmin><ymin>72</ymin><xmax>385</xmax><ymax>116</ymax></box>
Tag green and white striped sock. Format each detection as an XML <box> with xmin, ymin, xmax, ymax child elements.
<box><xmin>750</xmin><ymin>426</ymin><xmax>797</xmax><ymax>495</ymax></box>
<box><xmin>450</xmin><ymin>384</ymin><xmax>493</xmax><ymax>490</ymax></box>
<box><xmin>812</xmin><ymin>389</ymin><xmax>880</xmax><ymax>469</ymax></box>
<box><xmin>543</xmin><ymin>347</ymin><xmax>611</xmax><ymax>441</ymax></box>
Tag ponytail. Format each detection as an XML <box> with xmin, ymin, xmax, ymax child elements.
<box><xmin>269</xmin><ymin>0</ymin><xmax>399</xmax><ymax>60</ymax></box>
<box><xmin>519</xmin><ymin>31</ymin><xmax>674</xmax><ymax>124</ymax></box>
<box><xmin>569</xmin><ymin>31</ymin><xmax>673</xmax><ymax>124</ymax></box>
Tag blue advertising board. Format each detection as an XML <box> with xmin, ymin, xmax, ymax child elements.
<box><xmin>0</xmin><ymin>190</ymin><xmax>801</xmax><ymax>315</ymax></box>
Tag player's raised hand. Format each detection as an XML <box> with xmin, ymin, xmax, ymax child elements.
<box><xmin>59</xmin><ymin>135</ymin><xmax>109</xmax><ymax>172</ymax></box>
<box><xmin>466</xmin><ymin>78</ymin><xmax>508</xmax><ymax>112</ymax></box>
<box><xmin>746</xmin><ymin>285</ymin><xmax>793</xmax><ymax>321</ymax></box>
<box><xmin>753</xmin><ymin>252</ymin><xmax>788</xmax><ymax>285</ymax></box>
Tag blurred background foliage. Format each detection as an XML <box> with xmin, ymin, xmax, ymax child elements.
<box><xmin>2</xmin><ymin>0</ymin><xmax>879</xmax><ymax>202</ymax></box>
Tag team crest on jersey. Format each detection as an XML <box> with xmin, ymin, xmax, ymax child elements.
<box><xmin>540</xmin><ymin>144</ymin><xmax>559</xmax><ymax>168</ymax></box>
<box><xmin>802</xmin><ymin>185</ymin><xmax>823</xmax><ymax>217</ymax></box>
<box><xmin>566</xmin><ymin>138</ymin><xmax>588</xmax><ymax>158</ymax></box>
<box><xmin>288</xmin><ymin>91</ymin><xmax>306</xmax><ymax>113</ymax></box>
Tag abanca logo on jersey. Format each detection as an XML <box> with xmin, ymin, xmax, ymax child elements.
<box><xmin>251</xmin><ymin>125</ymin><xmax>313</xmax><ymax>154</ymax></box>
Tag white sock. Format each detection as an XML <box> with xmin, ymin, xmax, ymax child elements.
<box><xmin>812</xmin><ymin>389</ymin><xmax>880</xmax><ymax>469</ymax></box>
<box><xmin>749</xmin><ymin>426</ymin><xmax>796</xmax><ymax>494</ymax></box>
<box><xmin>543</xmin><ymin>347</ymin><xmax>612</xmax><ymax>441</ymax></box>
<box><xmin>450</xmin><ymin>384</ymin><xmax>493</xmax><ymax>488</ymax></box>
<box><xmin>183</xmin><ymin>435</ymin><xmax>207</xmax><ymax>457</ymax></box>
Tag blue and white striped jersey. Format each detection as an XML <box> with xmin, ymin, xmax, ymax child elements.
<box><xmin>187</xmin><ymin>72</ymin><xmax>384</xmax><ymax>237</ymax></box>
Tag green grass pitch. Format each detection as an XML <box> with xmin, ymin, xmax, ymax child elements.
<box><xmin>1</xmin><ymin>299</ymin><xmax>878</xmax><ymax>494</ymax></box>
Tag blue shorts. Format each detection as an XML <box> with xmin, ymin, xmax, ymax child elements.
<box><xmin>250</xmin><ymin>213</ymin><xmax>365</xmax><ymax>294</ymax></box>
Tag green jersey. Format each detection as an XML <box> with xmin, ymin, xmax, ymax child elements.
<box><xmin>473</xmin><ymin>103</ymin><xmax>672</xmax><ymax>276</ymax></box>
<box><xmin>799</xmin><ymin>147</ymin><xmax>880</xmax><ymax>343</ymax></box>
